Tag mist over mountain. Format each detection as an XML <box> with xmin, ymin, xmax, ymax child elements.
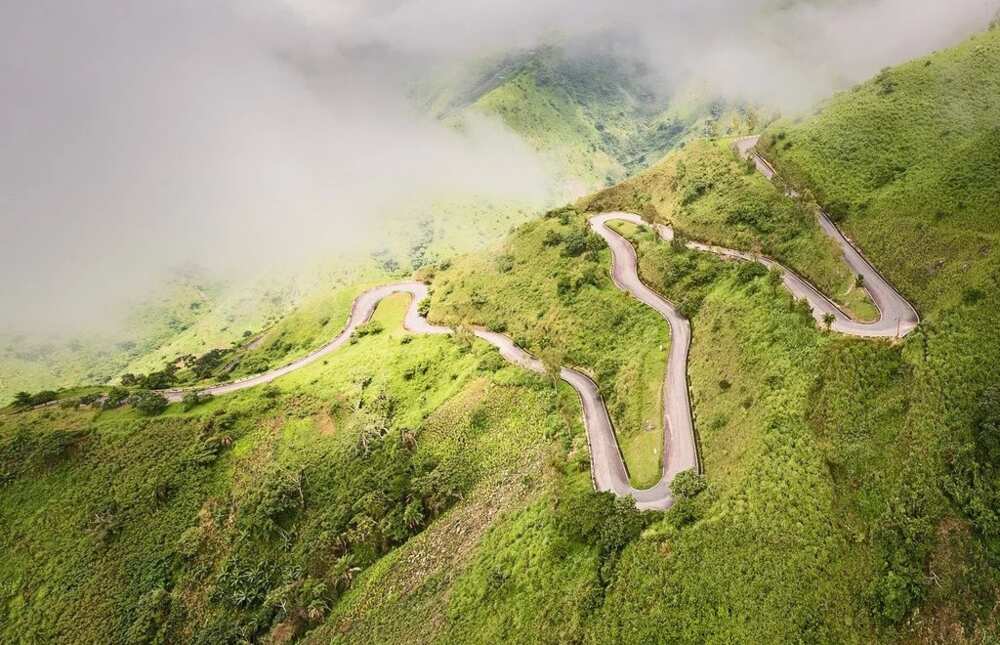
<box><xmin>2</xmin><ymin>0</ymin><xmax>997</xmax><ymax>333</ymax></box>
<box><xmin>4</xmin><ymin>3</ymin><xmax>1000</xmax><ymax>642</ymax></box>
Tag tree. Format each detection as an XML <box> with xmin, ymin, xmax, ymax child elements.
<box><xmin>735</xmin><ymin>261</ymin><xmax>768</xmax><ymax>285</ymax></box>
<box><xmin>543</xmin><ymin>229</ymin><xmax>564</xmax><ymax>248</ymax></box>
<box><xmin>182</xmin><ymin>391</ymin><xmax>211</xmax><ymax>412</ymax></box>
<box><xmin>823</xmin><ymin>312</ymin><xmax>836</xmax><ymax>330</ymax></box>
<box><xmin>192</xmin><ymin>349</ymin><xmax>230</xmax><ymax>379</ymax></box>
<box><xmin>140</xmin><ymin>369</ymin><xmax>175</xmax><ymax>390</ymax></box>
<box><xmin>25</xmin><ymin>390</ymin><xmax>59</xmax><ymax>406</ymax></box>
<box><xmin>130</xmin><ymin>390</ymin><xmax>169</xmax><ymax>416</ymax></box>
<box><xmin>13</xmin><ymin>391</ymin><xmax>32</xmax><ymax>408</ymax></box>
<box><xmin>670</xmin><ymin>469</ymin><xmax>707</xmax><ymax>499</ymax></box>
<box><xmin>561</xmin><ymin>229</ymin><xmax>601</xmax><ymax>257</ymax></box>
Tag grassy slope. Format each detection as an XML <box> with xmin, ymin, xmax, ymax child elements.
<box><xmin>309</xmin><ymin>218</ymin><xmax>894</xmax><ymax>644</ymax></box>
<box><xmin>4</xmin><ymin>29</ymin><xmax>1000</xmax><ymax>645</ymax></box>
<box><xmin>468</xmin><ymin>50</ymin><xmax>716</xmax><ymax>192</ymax></box>
<box><xmin>758</xmin><ymin>28</ymin><xmax>1000</xmax><ymax>312</ymax></box>
<box><xmin>425</xmin><ymin>209</ymin><xmax>703</xmax><ymax>489</ymax></box>
<box><xmin>309</xmin><ymin>32</ymin><xmax>1000</xmax><ymax>642</ymax></box>
<box><xmin>755</xmin><ymin>27</ymin><xmax>1000</xmax><ymax>641</ymax></box>
<box><xmin>580</xmin><ymin>138</ymin><xmax>877</xmax><ymax>319</ymax></box>
<box><xmin>0</xmin><ymin>295</ymin><xmax>577</xmax><ymax>643</ymax></box>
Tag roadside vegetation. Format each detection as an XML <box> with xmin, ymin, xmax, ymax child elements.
<box><xmin>753</xmin><ymin>26</ymin><xmax>1000</xmax><ymax>641</ymax></box>
<box><xmin>427</xmin><ymin>205</ymin><xmax>673</xmax><ymax>488</ymax></box>
<box><xmin>0</xmin><ymin>295</ymin><xmax>575</xmax><ymax>643</ymax></box>
<box><xmin>2</xmin><ymin>26</ymin><xmax>1000</xmax><ymax>645</ymax></box>
<box><xmin>581</xmin><ymin>138</ymin><xmax>877</xmax><ymax>319</ymax></box>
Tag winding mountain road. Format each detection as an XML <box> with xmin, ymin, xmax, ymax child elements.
<box><xmin>166</xmin><ymin>139</ymin><xmax>918</xmax><ymax>510</ymax></box>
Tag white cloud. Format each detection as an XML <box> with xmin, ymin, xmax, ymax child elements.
<box><xmin>2</xmin><ymin>0</ymin><xmax>996</xmax><ymax>332</ymax></box>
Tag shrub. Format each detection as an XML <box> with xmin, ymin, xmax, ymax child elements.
<box><xmin>139</xmin><ymin>369</ymin><xmax>176</xmax><ymax>390</ymax></box>
<box><xmin>735</xmin><ymin>262</ymin><xmax>768</xmax><ymax>285</ymax></box>
<box><xmin>677</xmin><ymin>297</ymin><xmax>702</xmax><ymax>319</ymax></box>
<box><xmin>12</xmin><ymin>392</ymin><xmax>32</xmax><ymax>408</ymax></box>
<box><xmin>725</xmin><ymin>203</ymin><xmax>772</xmax><ymax>232</ymax></box>
<box><xmin>875</xmin><ymin>68</ymin><xmax>897</xmax><ymax>95</ymax></box>
<box><xmin>478</xmin><ymin>351</ymin><xmax>507</xmax><ymax>374</ymax></box>
<box><xmin>130</xmin><ymin>391</ymin><xmax>169</xmax><ymax>416</ymax></box>
<box><xmin>496</xmin><ymin>255</ymin><xmax>515</xmax><ymax>273</ymax></box>
<box><xmin>76</xmin><ymin>393</ymin><xmax>99</xmax><ymax>406</ymax></box>
<box><xmin>869</xmin><ymin>569</ymin><xmax>920</xmax><ymax>624</ymax></box>
<box><xmin>561</xmin><ymin>230</ymin><xmax>602</xmax><ymax>257</ymax></box>
<box><xmin>182</xmin><ymin>391</ymin><xmax>212</xmax><ymax>411</ymax></box>
<box><xmin>825</xmin><ymin>201</ymin><xmax>851</xmax><ymax>223</ymax></box>
<box><xmin>102</xmin><ymin>387</ymin><xmax>130</xmax><ymax>409</ymax></box>
<box><xmin>557</xmin><ymin>487</ymin><xmax>649</xmax><ymax>556</ymax></box>
<box><xmin>556</xmin><ymin>276</ymin><xmax>574</xmax><ymax>298</ymax></box>
<box><xmin>544</xmin><ymin>205</ymin><xmax>577</xmax><ymax>223</ymax></box>
<box><xmin>962</xmin><ymin>287</ymin><xmax>986</xmax><ymax>305</ymax></box>
<box><xmin>417</xmin><ymin>297</ymin><xmax>431</xmax><ymax>317</ymax></box>
<box><xmin>238</xmin><ymin>465</ymin><xmax>304</xmax><ymax>536</ymax></box>
<box><xmin>192</xmin><ymin>349</ymin><xmax>231</xmax><ymax>379</ymax></box>
<box><xmin>543</xmin><ymin>229</ymin><xmax>564</xmax><ymax>248</ymax></box>
<box><xmin>670</xmin><ymin>469</ymin><xmax>707</xmax><ymax>499</ymax></box>
<box><xmin>29</xmin><ymin>390</ymin><xmax>58</xmax><ymax>406</ymax></box>
<box><xmin>350</xmin><ymin>321</ymin><xmax>384</xmax><ymax>343</ymax></box>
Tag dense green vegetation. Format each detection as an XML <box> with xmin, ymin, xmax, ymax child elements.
<box><xmin>427</xmin><ymin>206</ymin><xmax>675</xmax><ymax>488</ymax></box>
<box><xmin>464</xmin><ymin>48</ymin><xmax>742</xmax><ymax>190</ymax></box>
<box><xmin>751</xmin><ymin>27</ymin><xmax>1000</xmax><ymax>641</ymax></box>
<box><xmin>3</xmin><ymin>26</ymin><xmax>1000</xmax><ymax>645</ymax></box>
<box><xmin>759</xmin><ymin>28</ymin><xmax>1000</xmax><ymax>312</ymax></box>
<box><xmin>581</xmin><ymin>138</ymin><xmax>877</xmax><ymax>318</ymax></box>
<box><xmin>0</xmin><ymin>296</ymin><xmax>576</xmax><ymax>642</ymax></box>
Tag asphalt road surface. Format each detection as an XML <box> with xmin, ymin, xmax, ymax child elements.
<box><xmin>165</xmin><ymin>140</ymin><xmax>918</xmax><ymax>510</ymax></box>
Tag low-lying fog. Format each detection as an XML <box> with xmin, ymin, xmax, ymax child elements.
<box><xmin>2</xmin><ymin>0</ymin><xmax>997</xmax><ymax>333</ymax></box>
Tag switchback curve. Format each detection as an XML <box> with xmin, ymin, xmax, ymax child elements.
<box><xmin>165</xmin><ymin>141</ymin><xmax>918</xmax><ymax>510</ymax></box>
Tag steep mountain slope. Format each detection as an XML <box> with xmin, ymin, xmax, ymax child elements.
<box><xmin>581</xmin><ymin>138</ymin><xmax>878</xmax><ymax>318</ymax></box>
<box><xmin>754</xmin><ymin>27</ymin><xmax>1000</xmax><ymax>641</ymax></box>
<box><xmin>443</xmin><ymin>48</ymin><xmax>734</xmax><ymax>191</ymax></box>
<box><xmin>1</xmin><ymin>48</ymin><xmax>713</xmax><ymax>406</ymax></box>
<box><xmin>0</xmin><ymin>297</ymin><xmax>577</xmax><ymax>643</ymax></box>
<box><xmin>3</xmin><ymin>26</ymin><xmax>1000</xmax><ymax>645</ymax></box>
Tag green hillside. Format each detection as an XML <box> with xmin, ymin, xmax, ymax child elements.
<box><xmin>3</xmin><ymin>26</ymin><xmax>1000</xmax><ymax>645</ymax></box>
<box><xmin>581</xmin><ymin>138</ymin><xmax>877</xmax><ymax>318</ymax></box>
<box><xmin>460</xmin><ymin>48</ymin><xmax>742</xmax><ymax>190</ymax></box>
<box><xmin>1</xmin><ymin>48</ymin><xmax>713</xmax><ymax>405</ymax></box>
